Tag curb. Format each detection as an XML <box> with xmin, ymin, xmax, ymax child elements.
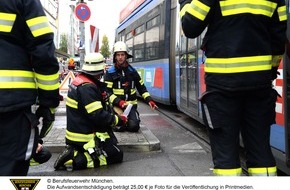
<box><xmin>49</xmin><ymin>101</ymin><xmax>160</xmax><ymax>153</ymax></box>
<box><xmin>44</xmin><ymin>126</ymin><xmax>160</xmax><ymax>153</ymax></box>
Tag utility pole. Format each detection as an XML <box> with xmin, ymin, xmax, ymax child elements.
<box><xmin>78</xmin><ymin>0</ymin><xmax>85</xmax><ymax>68</ymax></box>
<box><xmin>72</xmin><ymin>0</ymin><xmax>92</xmax><ymax>68</ymax></box>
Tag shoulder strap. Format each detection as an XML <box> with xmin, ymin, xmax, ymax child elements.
<box><xmin>71</xmin><ymin>74</ymin><xmax>95</xmax><ymax>86</ymax></box>
<box><xmin>107</xmin><ymin>65</ymin><xmax>117</xmax><ymax>74</ymax></box>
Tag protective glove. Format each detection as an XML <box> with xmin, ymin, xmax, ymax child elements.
<box><xmin>271</xmin><ymin>55</ymin><xmax>282</xmax><ymax>80</ymax></box>
<box><xmin>148</xmin><ymin>100</ymin><xmax>158</xmax><ymax>110</ymax></box>
<box><xmin>101</xmin><ymin>91</ymin><xmax>109</xmax><ymax>101</ymax></box>
<box><xmin>113</xmin><ymin>114</ymin><xmax>128</xmax><ymax>130</ymax></box>
<box><xmin>271</xmin><ymin>67</ymin><xmax>280</xmax><ymax>80</ymax></box>
<box><xmin>118</xmin><ymin>114</ymin><xmax>128</xmax><ymax>125</ymax></box>
<box><xmin>36</xmin><ymin>106</ymin><xmax>55</xmax><ymax>138</ymax></box>
<box><xmin>118</xmin><ymin>100</ymin><xmax>127</xmax><ymax>108</ymax></box>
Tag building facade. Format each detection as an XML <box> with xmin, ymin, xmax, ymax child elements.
<box><xmin>40</xmin><ymin>0</ymin><xmax>59</xmax><ymax>48</ymax></box>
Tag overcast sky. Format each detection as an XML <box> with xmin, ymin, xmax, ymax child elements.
<box><xmin>59</xmin><ymin>0</ymin><xmax>131</xmax><ymax>49</ymax></box>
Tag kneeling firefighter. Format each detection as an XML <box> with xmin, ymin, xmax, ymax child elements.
<box><xmin>54</xmin><ymin>53</ymin><xmax>127</xmax><ymax>170</ymax></box>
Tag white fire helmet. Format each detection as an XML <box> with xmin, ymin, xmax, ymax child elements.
<box><xmin>81</xmin><ymin>53</ymin><xmax>105</xmax><ymax>75</ymax></box>
<box><xmin>113</xmin><ymin>41</ymin><xmax>133</xmax><ymax>59</ymax></box>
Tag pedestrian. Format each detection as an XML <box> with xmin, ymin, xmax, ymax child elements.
<box><xmin>68</xmin><ymin>58</ymin><xmax>75</xmax><ymax>70</ymax></box>
<box><xmin>179</xmin><ymin>0</ymin><xmax>287</xmax><ymax>176</ymax></box>
<box><xmin>54</xmin><ymin>53</ymin><xmax>127</xmax><ymax>171</ymax></box>
<box><xmin>0</xmin><ymin>0</ymin><xmax>60</xmax><ymax>176</ymax></box>
<box><xmin>104</xmin><ymin>41</ymin><xmax>158</xmax><ymax>132</ymax></box>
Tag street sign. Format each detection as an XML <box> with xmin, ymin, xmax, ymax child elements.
<box><xmin>59</xmin><ymin>71</ymin><xmax>76</xmax><ymax>97</ymax></box>
<box><xmin>75</xmin><ymin>3</ymin><xmax>91</xmax><ymax>22</ymax></box>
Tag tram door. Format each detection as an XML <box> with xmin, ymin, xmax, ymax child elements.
<box><xmin>285</xmin><ymin>0</ymin><xmax>290</xmax><ymax>169</ymax></box>
<box><xmin>179</xmin><ymin>36</ymin><xmax>199</xmax><ymax>116</ymax></box>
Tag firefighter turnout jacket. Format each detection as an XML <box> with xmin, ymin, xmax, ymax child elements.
<box><xmin>180</xmin><ymin>0</ymin><xmax>287</xmax><ymax>91</ymax></box>
<box><xmin>65</xmin><ymin>74</ymin><xmax>122</xmax><ymax>149</ymax></box>
<box><xmin>104</xmin><ymin>64</ymin><xmax>153</xmax><ymax>107</ymax></box>
<box><xmin>0</xmin><ymin>0</ymin><xmax>60</xmax><ymax>112</ymax></box>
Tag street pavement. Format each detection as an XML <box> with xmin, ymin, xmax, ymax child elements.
<box><xmin>41</xmin><ymin>99</ymin><xmax>160</xmax><ymax>153</ymax></box>
<box><xmin>28</xmin><ymin>99</ymin><xmax>214</xmax><ymax>176</ymax></box>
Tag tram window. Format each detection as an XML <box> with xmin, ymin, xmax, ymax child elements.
<box><xmin>187</xmin><ymin>52</ymin><xmax>198</xmax><ymax>101</ymax></box>
<box><xmin>134</xmin><ymin>29</ymin><xmax>145</xmax><ymax>61</ymax></box>
<box><xmin>126</xmin><ymin>38</ymin><xmax>133</xmax><ymax>62</ymax></box>
<box><xmin>135</xmin><ymin>32</ymin><xmax>144</xmax><ymax>45</ymax></box>
<box><xmin>146</xmin><ymin>15</ymin><xmax>160</xmax><ymax>29</ymax></box>
<box><xmin>118</xmin><ymin>29</ymin><xmax>126</xmax><ymax>42</ymax></box>
<box><xmin>188</xmin><ymin>54</ymin><xmax>196</xmax><ymax>68</ymax></box>
<box><xmin>126</xmin><ymin>31</ymin><xmax>133</xmax><ymax>40</ymax></box>
<box><xmin>134</xmin><ymin>40</ymin><xmax>145</xmax><ymax>61</ymax></box>
<box><xmin>180</xmin><ymin>32</ymin><xmax>187</xmax><ymax>54</ymax></box>
<box><xmin>135</xmin><ymin>25</ymin><xmax>145</xmax><ymax>34</ymax></box>
<box><xmin>146</xmin><ymin>27</ymin><xmax>159</xmax><ymax>59</ymax></box>
<box><xmin>145</xmin><ymin>16</ymin><xmax>160</xmax><ymax>60</ymax></box>
<box><xmin>187</xmin><ymin>38</ymin><xmax>197</xmax><ymax>66</ymax></box>
<box><xmin>180</xmin><ymin>54</ymin><xmax>187</xmax><ymax>68</ymax></box>
<box><xmin>134</xmin><ymin>49</ymin><xmax>144</xmax><ymax>61</ymax></box>
<box><xmin>188</xmin><ymin>38</ymin><xmax>197</xmax><ymax>52</ymax></box>
<box><xmin>120</xmin><ymin>35</ymin><xmax>125</xmax><ymax>42</ymax></box>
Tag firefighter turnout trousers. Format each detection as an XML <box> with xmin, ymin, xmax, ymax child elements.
<box><xmin>114</xmin><ymin>105</ymin><xmax>140</xmax><ymax>132</ymax></box>
<box><xmin>73</xmin><ymin>141</ymin><xmax>123</xmax><ymax>170</ymax></box>
<box><xmin>0</xmin><ymin>107</ymin><xmax>39</xmax><ymax>176</ymax></box>
<box><xmin>55</xmin><ymin>139</ymin><xmax>123</xmax><ymax>170</ymax></box>
<box><xmin>127</xmin><ymin>106</ymin><xmax>140</xmax><ymax>132</ymax></box>
<box><xmin>201</xmin><ymin>86</ymin><xmax>277</xmax><ymax>176</ymax></box>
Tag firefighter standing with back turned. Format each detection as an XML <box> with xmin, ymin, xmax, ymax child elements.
<box><xmin>104</xmin><ymin>41</ymin><xmax>158</xmax><ymax>132</ymax></box>
<box><xmin>179</xmin><ymin>0</ymin><xmax>287</xmax><ymax>176</ymax></box>
<box><xmin>54</xmin><ymin>53</ymin><xmax>127</xmax><ymax>171</ymax></box>
<box><xmin>0</xmin><ymin>0</ymin><xmax>60</xmax><ymax>176</ymax></box>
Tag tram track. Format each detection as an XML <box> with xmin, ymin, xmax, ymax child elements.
<box><xmin>156</xmin><ymin>104</ymin><xmax>210</xmax><ymax>148</ymax></box>
<box><xmin>155</xmin><ymin>103</ymin><xmax>249</xmax><ymax>176</ymax></box>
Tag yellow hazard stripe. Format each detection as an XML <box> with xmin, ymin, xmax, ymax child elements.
<box><xmin>35</xmin><ymin>72</ymin><xmax>59</xmax><ymax>90</ymax></box>
<box><xmin>220</xmin><ymin>0</ymin><xmax>277</xmax><ymax>17</ymax></box>
<box><xmin>26</xmin><ymin>16</ymin><xmax>53</xmax><ymax>37</ymax></box>
<box><xmin>0</xmin><ymin>12</ymin><xmax>16</xmax><ymax>32</ymax></box>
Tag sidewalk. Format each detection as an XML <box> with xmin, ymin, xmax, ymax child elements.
<box><xmin>42</xmin><ymin>99</ymin><xmax>160</xmax><ymax>153</ymax></box>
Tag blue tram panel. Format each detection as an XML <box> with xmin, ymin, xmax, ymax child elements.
<box><xmin>115</xmin><ymin>0</ymin><xmax>290</xmax><ymax>175</ymax></box>
<box><xmin>134</xmin><ymin>60</ymin><xmax>171</xmax><ymax>105</ymax></box>
<box><xmin>116</xmin><ymin>0</ymin><xmax>174</xmax><ymax>105</ymax></box>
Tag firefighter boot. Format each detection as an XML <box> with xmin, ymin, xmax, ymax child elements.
<box><xmin>54</xmin><ymin>145</ymin><xmax>74</xmax><ymax>171</ymax></box>
<box><xmin>30</xmin><ymin>146</ymin><xmax>52</xmax><ymax>166</ymax></box>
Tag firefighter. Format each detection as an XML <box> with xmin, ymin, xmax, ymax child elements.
<box><xmin>179</xmin><ymin>0</ymin><xmax>287</xmax><ymax>176</ymax></box>
<box><xmin>0</xmin><ymin>0</ymin><xmax>59</xmax><ymax>176</ymax></box>
<box><xmin>104</xmin><ymin>41</ymin><xmax>158</xmax><ymax>132</ymax></box>
<box><xmin>54</xmin><ymin>53</ymin><xmax>127</xmax><ymax>171</ymax></box>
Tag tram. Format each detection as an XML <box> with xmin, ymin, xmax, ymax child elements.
<box><xmin>115</xmin><ymin>0</ymin><xmax>290</xmax><ymax>175</ymax></box>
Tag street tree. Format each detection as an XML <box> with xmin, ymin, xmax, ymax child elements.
<box><xmin>100</xmin><ymin>35</ymin><xmax>111</xmax><ymax>59</ymax></box>
<box><xmin>59</xmin><ymin>33</ymin><xmax>68</xmax><ymax>53</ymax></box>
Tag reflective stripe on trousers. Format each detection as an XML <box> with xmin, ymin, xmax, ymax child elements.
<box><xmin>248</xmin><ymin>167</ymin><xmax>277</xmax><ymax>176</ymax></box>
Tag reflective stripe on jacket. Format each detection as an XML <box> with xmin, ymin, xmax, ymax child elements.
<box><xmin>104</xmin><ymin>64</ymin><xmax>152</xmax><ymax>106</ymax></box>
<box><xmin>65</xmin><ymin>74</ymin><xmax>116</xmax><ymax>147</ymax></box>
<box><xmin>0</xmin><ymin>0</ymin><xmax>60</xmax><ymax>111</ymax></box>
<box><xmin>180</xmin><ymin>0</ymin><xmax>287</xmax><ymax>90</ymax></box>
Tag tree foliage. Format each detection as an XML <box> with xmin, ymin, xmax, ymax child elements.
<box><xmin>59</xmin><ymin>33</ymin><xmax>68</xmax><ymax>53</ymax></box>
<box><xmin>100</xmin><ymin>35</ymin><xmax>111</xmax><ymax>59</ymax></box>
